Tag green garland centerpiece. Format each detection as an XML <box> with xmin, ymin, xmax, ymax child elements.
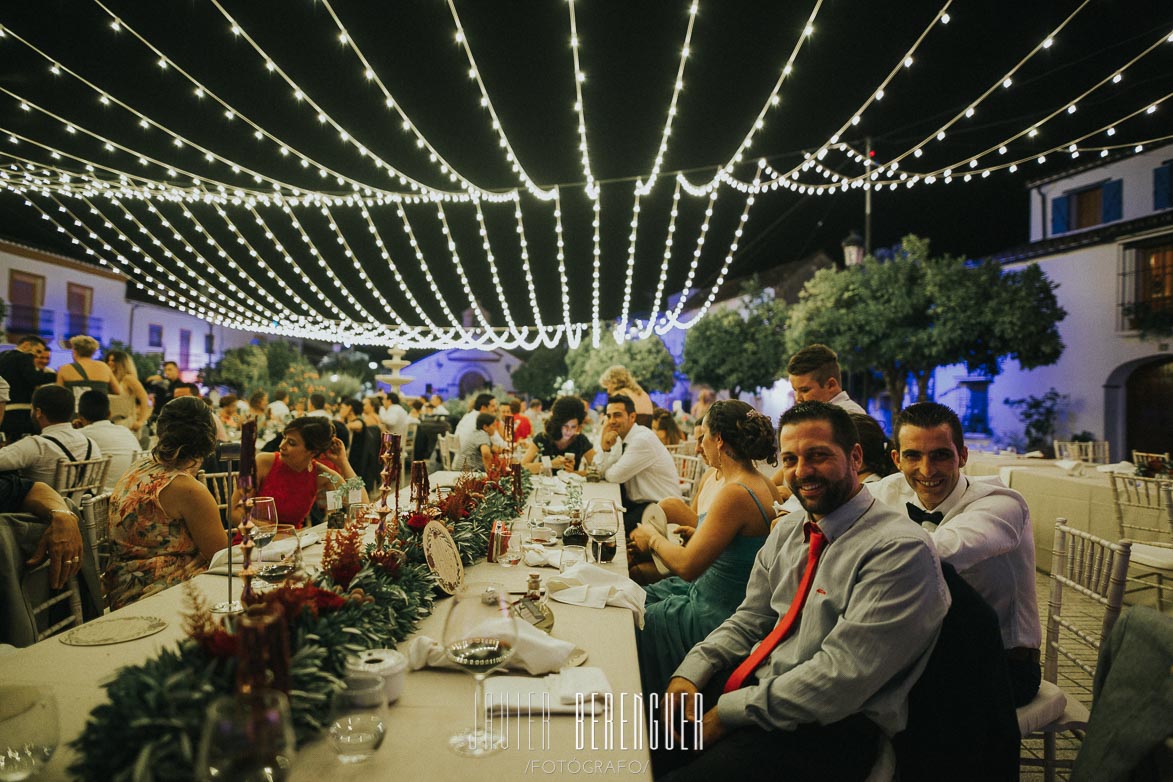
<box><xmin>69</xmin><ymin>460</ymin><xmax>528</xmax><ymax>782</ymax></box>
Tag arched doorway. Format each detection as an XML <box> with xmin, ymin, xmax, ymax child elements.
<box><xmin>457</xmin><ymin>370</ymin><xmax>489</xmax><ymax>398</ymax></box>
<box><xmin>1125</xmin><ymin>357</ymin><xmax>1173</xmax><ymax>457</ymax></box>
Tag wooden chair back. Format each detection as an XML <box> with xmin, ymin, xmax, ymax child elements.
<box><xmin>51</xmin><ymin>455</ymin><xmax>113</xmax><ymax>504</ymax></box>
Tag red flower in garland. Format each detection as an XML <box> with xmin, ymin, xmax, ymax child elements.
<box><xmin>251</xmin><ymin>582</ymin><xmax>347</xmax><ymax>621</ymax></box>
<box><xmin>405</xmin><ymin>511</ymin><xmax>432</xmax><ymax>531</ymax></box>
<box><xmin>198</xmin><ymin>629</ymin><xmax>238</xmax><ymax>659</ymax></box>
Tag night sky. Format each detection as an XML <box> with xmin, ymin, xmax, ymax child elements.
<box><xmin>1</xmin><ymin>1</ymin><xmax>1170</xmax><ymax>345</ymax></box>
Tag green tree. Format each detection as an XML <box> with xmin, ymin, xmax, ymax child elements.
<box><xmin>787</xmin><ymin>235</ymin><xmax>1066</xmax><ymax>415</ymax></box>
<box><xmin>565</xmin><ymin>330</ymin><xmax>676</xmax><ymax>395</ymax></box>
<box><xmin>266</xmin><ymin>340</ymin><xmax>305</xmax><ymax>386</ymax></box>
<box><xmin>510</xmin><ymin>345</ymin><xmax>568</xmax><ymax>399</ymax></box>
<box><xmin>681</xmin><ymin>280</ymin><xmax>788</xmax><ymax>398</ymax></box>
<box><xmin>203</xmin><ymin>344</ymin><xmax>269</xmax><ymax>393</ymax></box>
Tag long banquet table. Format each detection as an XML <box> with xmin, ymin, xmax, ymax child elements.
<box><xmin>3</xmin><ymin>476</ymin><xmax>653</xmax><ymax>780</ymax></box>
<box><xmin>963</xmin><ymin>453</ymin><xmax>1163</xmax><ymax>579</ymax></box>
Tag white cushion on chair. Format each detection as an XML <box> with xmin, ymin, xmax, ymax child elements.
<box><xmin>1017</xmin><ymin>680</ymin><xmax>1067</xmax><ymax>736</ymax></box>
<box><xmin>1129</xmin><ymin>543</ymin><xmax>1173</xmax><ymax>570</ymax></box>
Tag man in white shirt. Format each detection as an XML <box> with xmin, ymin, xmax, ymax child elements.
<box><xmin>379</xmin><ymin>392</ymin><xmax>411</xmax><ymax>438</ymax></box>
<box><xmin>786</xmin><ymin>344</ymin><xmax>867</xmax><ymax>414</ymax></box>
<box><xmin>76</xmin><ymin>390</ymin><xmax>140</xmax><ymax>492</ymax></box>
<box><xmin>0</xmin><ymin>385</ymin><xmax>101</xmax><ymax>485</ymax></box>
<box><xmin>872</xmin><ymin>401</ymin><xmax>1041</xmax><ymax>707</ymax></box>
<box><xmin>455</xmin><ymin>393</ymin><xmax>506</xmax><ymax>449</ymax></box>
<box><xmin>428</xmin><ymin>394</ymin><xmax>450</xmax><ymax>416</ymax></box>
<box><xmin>594</xmin><ymin>394</ymin><xmax>681</xmax><ymax>533</ymax></box>
<box><xmin>266</xmin><ymin>388</ymin><xmax>291</xmax><ymax>427</ymax></box>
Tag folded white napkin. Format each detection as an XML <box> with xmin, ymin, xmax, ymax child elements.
<box><xmin>546</xmin><ymin>562</ymin><xmax>646</xmax><ymax>629</ymax></box>
<box><xmin>1024</xmin><ymin>450</ymin><xmax>1046</xmax><ymax>458</ymax></box>
<box><xmin>1053</xmin><ymin>459</ymin><xmax>1084</xmax><ymax>476</ymax></box>
<box><xmin>483</xmin><ymin>667</ymin><xmax>612</xmax><ymax>715</ymax></box>
<box><xmin>1098</xmin><ymin>462</ymin><xmax>1137</xmax><ymax>474</ymax></box>
<box><xmin>522</xmin><ymin>544</ymin><xmax>565</xmax><ymax>569</ymax></box>
<box><xmin>204</xmin><ymin>532</ymin><xmax>319</xmax><ymax>576</ymax></box>
<box><xmin>405</xmin><ymin>619</ymin><xmax>575</xmax><ymax>676</ymax></box>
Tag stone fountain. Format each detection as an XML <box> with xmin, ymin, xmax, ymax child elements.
<box><xmin>375</xmin><ymin>348</ymin><xmax>414</xmax><ymax>395</ymax></box>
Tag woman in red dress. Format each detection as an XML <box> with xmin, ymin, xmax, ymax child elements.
<box><xmin>230</xmin><ymin>417</ymin><xmax>367</xmax><ymax>528</ymax></box>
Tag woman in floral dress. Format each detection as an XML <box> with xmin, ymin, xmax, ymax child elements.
<box><xmin>106</xmin><ymin>396</ymin><xmax>228</xmax><ymax>609</ymax></box>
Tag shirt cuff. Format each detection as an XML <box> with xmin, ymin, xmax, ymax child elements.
<box><xmin>672</xmin><ymin>656</ymin><xmax>715</xmax><ymax>691</ymax></box>
<box><xmin>714</xmin><ymin>686</ymin><xmax>755</xmax><ymax>729</ymax></box>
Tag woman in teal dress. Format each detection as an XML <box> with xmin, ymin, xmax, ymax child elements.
<box><xmin>629</xmin><ymin>400</ymin><xmax>781</xmax><ymax>695</ymax></box>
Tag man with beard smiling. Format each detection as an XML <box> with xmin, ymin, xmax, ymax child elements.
<box><xmin>659</xmin><ymin>402</ymin><xmax>947</xmax><ymax>781</ymax></box>
<box><xmin>873</xmin><ymin>402</ymin><xmax>1041</xmax><ymax>707</ymax></box>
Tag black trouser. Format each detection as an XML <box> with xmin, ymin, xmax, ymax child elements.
<box><xmin>653</xmin><ymin>670</ymin><xmax>880</xmax><ymax>781</ymax></box>
<box><xmin>1006</xmin><ymin>651</ymin><xmax>1042</xmax><ymax>707</ymax></box>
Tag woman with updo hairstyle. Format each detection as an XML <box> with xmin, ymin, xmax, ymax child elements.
<box><xmin>521</xmin><ymin>395</ymin><xmax>596</xmax><ymax>473</ymax></box>
<box><xmin>231</xmin><ymin>415</ymin><xmax>366</xmax><ymax>528</ymax></box>
<box><xmin>598</xmin><ymin>365</ymin><xmax>655</xmax><ymax>428</ymax></box>
<box><xmin>106</xmin><ymin>396</ymin><xmax>229</xmax><ymax>609</ymax></box>
<box><xmin>630</xmin><ymin>399</ymin><xmax>782</xmax><ymax>695</ymax></box>
<box><xmin>56</xmin><ymin>334</ymin><xmax>122</xmax><ymax>396</ymax></box>
<box><xmin>850</xmin><ymin>413</ymin><xmax>897</xmax><ymax>482</ymax></box>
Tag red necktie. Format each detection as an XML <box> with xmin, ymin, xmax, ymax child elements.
<box><xmin>724</xmin><ymin>523</ymin><xmax>828</xmax><ymax>693</ymax></box>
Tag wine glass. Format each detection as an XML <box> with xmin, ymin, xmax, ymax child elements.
<box><xmin>327</xmin><ymin>674</ymin><xmax>386</xmax><ymax>764</ymax></box>
<box><xmin>442</xmin><ymin>582</ymin><xmax>518</xmax><ymax>757</ymax></box>
<box><xmin>250</xmin><ymin>497</ymin><xmax>279</xmax><ymax>554</ymax></box>
<box><xmin>196</xmin><ymin>690</ymin><xmax>295</xmax><ymax>782</ymax></box>
<box><xmin>494</xmin><ymin>521</ymin><xmax>525</xmax><ymax>568</ymax></box>
<box><xmin>583</xmin><ymin>498</ymin><xmax>620</xmax><ymax>564</ymax></box>
<box><xmin>559</xmin><ymin>545</ymin><xmax>586</xmax><ymax>572</ymax></box>
<box><xmin>255</xmin><ymin>525</ymin><xmax>302</xmax><ymax>585</ymax></box>
<box><xmin>0</xmin><ymin>685</ymin><xmax>58</xmax><ymax>781</ymax></box>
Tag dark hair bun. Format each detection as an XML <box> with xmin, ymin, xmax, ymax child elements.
<box><xmin>708</xmin><ymin>400</ymin><xmax>778</xmax><ymax>467</ymax></box>
<box><xmin>154</xmin><ymin>396</ymin><xmax>217</xmax><ymax>466</ymax></box>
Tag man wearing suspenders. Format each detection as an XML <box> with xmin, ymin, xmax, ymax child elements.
<box><xmin>0</xmin><ymin>385</ymin><xmax>101</xmax><ymax>485</ymax></box>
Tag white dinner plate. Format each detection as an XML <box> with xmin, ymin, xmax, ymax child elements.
<box><xmin>59</xmin><ymin>616</ymin><xmax>167</xmax><ymax>646</ymax></box>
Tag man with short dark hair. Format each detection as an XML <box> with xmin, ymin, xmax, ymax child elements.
<box><xmin>594</xmin><ymin>394</ymin><xmax>680</xmax><ymax>533</ymax></box>
<box><xmin>379</xmin><ymin>392</ymin><xmax>410</xmax><ymax>438</ymax></box>
<box><xmin>455</xmin><ymin>392</ymin><xmax>504</xmax><ymax>448</ymax></box>
<box><xmin>0</xmin><ymin>335</ymin><xmax>51</xmax><ymax>441</ymax></box>
<box><xmin>660</xmin><ymin>402</ymin><xmax>947</xmax><ymax>780</ymax></box>
<box><xmin>873</xmin><ymin>401</ymin><xmax>1041</xmax><ymax>706</ymax></box>
<box><xmin>77</xmin><ymin>390</ymin><xmax>140</xmax><ymax>491</ymax></box>
<box><xmin>786</xmin><ymin>344</ymin><xmax>866</xmax><ymax>414</ymax></box>
<box><xmin>144</xmin><ymin>361</ymin><xmax>180</xmax><ymax>423</ymax></box>
<box><xmin>0</xmin><ymin>385</ymin><xmax>101</xmax><ymax>485</ymax></box>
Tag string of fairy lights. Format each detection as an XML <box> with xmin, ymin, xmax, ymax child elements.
<box><xmin>0</xmin><ymin>3</ymin><xmax>1169</xmax><ymax>350</ymax></box>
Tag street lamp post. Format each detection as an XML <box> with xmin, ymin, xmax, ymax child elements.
<box><xmin>841</xmin><ymin>230</ymin><xmax>866</xmax><ymax>267</ymax></box>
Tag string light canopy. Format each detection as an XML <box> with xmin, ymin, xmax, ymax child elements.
<box><xmin>0</xmin><ymin>2</ymin><xmax>1170</xmax><ymax>350</ymax></box>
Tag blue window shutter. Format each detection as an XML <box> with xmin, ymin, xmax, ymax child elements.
<box><xmin>1051</xmin><ymin>195</ymin><xmax>1070</xmax><ymax>234</ymax></box>
<box><xmin>1155</xmin><ymin>164</ymin><xmax>1172</xmax><ymax>211</ymax></box>
<box><xmin>1101</xmin><ymin>178</ymin><xmax>1123</xmax><ymax>222</ymax></box>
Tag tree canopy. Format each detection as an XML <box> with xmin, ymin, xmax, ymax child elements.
<box><xmin>786</xmin><ymin>235</ymin><xmax>1066</xmax><ymax>413</ymax></box>
<box><xmin>681</xmin><ymin>280</ymin><xmax>788</xmax><ymax>398</ymax></box>
<box><xmin>203</xmin><ymin>339</ymin><xmax>317</xmax><ymax>395</ymax></box>
<box><xmin>565</xmin><ymin>331</ymin><xmax>677</xmax><ymax>395</ymax></box>
<box><xmin>510</xmin><ymin>345</ymin><xmax>568</xmax><ymax>400</ymax></box>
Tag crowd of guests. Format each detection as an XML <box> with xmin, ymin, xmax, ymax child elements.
<box><xmin>2</xmin><ymin>335</ymin><xmax>1041</xmax><ymax>779</ymax></box>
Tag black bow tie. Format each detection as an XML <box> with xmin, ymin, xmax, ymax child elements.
<box><xmin>906</xmin><ymin>503</ymin><xmax>944</xmax><ymax>525</ymax></box>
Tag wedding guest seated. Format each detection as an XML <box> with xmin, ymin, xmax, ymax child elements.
<box><xmin>595</xmin><ymin>394</ymin><xmax>681</xmax><ymax>533</ymax></box>
<box><xmin>231</xmin><ymin>416</ymin><xmax>365</xmax><ymax>528</ymax></box>
<box><xmin>455</xmin><ymin>393</ymin><xmax>505</xmax><ymax>448</ymax></box>
<box><xmin>453</xmin><ymin>413</ymin><xmax>497</xmax><ymax>472</ymax></box>
<box><xmin>217</xmin><ymin>394</ymin><xmax>242</xmax><ymax>440</ymax></box>
<box><xmin>76</xmin><ymin>390</ymin><xmax>140</xmax><ymax>492</ymax></box>
<box><xmin>521</xmin><ymin>396</ymin><xmax>595</xmax><ymax>474</ymax></box>
<box><xmin>599</xmin><ymin>365</ymin><xmax>656</xmax><ymax>427</ymax></box>
<box><xmin>105</xmin><ymin>350</ymin><xmax>151</xmax><ymax>436</ymax></box>
<box><xmin>0</xmin><ymin>472</ymin><xmax>84</xmax><ymax>589</ymax></box>
<box><xmin>106</xmin><ymin>397</ymin><xmax>228</xmax><ymax>609</ymax></box>
<box><xmin>54</xmin><ymin>334</ymin><xmax>122</xmax><ymax>397</ymax></box>
<box><xmin>630</xmin><ymin>400</ymin><xmax>780</xmax><ymax>695</ymax></box>
<box><xmin>657</xmin><ymin>402</ymin><xmax>947</xmax><ymax>780</ymax></box>
<box><xmin>873</xmin><ymin>402</ymin><xmax>1041</xmax><ymax>706</ymax></box>
<box><xmin>429</xmin><ymin>394</ymin><xmax>450</xmax><ymax>416</ymax></box>
<box><xmin>651</xmin><ymin>407</ymin><xmax>684</xmax><ymax>447</ymax></box>
<box><xmin>505</xmin><ymin>398</ymin><xmax>531</xmax><ymax>442</ymax></box>
<box><xmin>0</xmin><ymin>385</ymin><xmax>102</xmax><ymax>485</ymax></box>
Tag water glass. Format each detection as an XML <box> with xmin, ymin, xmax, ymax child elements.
<box><xmin>196</xmin><ymin>690</ymin><xmax>295</xmax><ymax>782</ymax></box>
<box><xmin>559</xmin><ymin>545</ymin><xmax>586</xmax><ymax>573</ymax></box>
<box><xmin>255</xmin><ymin>525</ymin><xmax>302</xmax><ymax>584</ymax></box>
<box><xmin>0</xmin><ymin>685</ymin><xmax>58</xmax><ymax>781</ymax></box>
<box><xmin>328</xmin><ymin>674</ymin><xmax>387</xmax><ymax>764</ymax></box>
<box><xmin>495</xmin><ymin>523</ymin><xmax>525</xmax><ymax>568</ymax></box>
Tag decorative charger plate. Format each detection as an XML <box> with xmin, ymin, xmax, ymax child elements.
<box><xmin>422</xmin><ymin>521</ymin><xmax>465</xmax><ymax>594</ymax></box>
<box><xmin>59</xmin><ymin>616</ymin><xmax>167</xmax><ymax>646</ymax></box>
